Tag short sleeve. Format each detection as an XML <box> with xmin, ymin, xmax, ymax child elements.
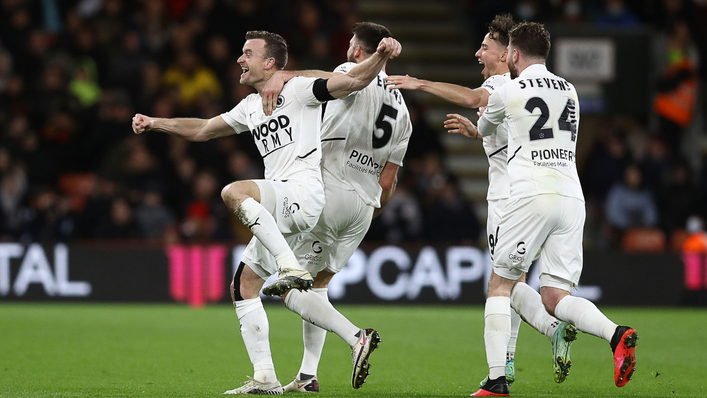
<box><xmin>220</xmin><ymin>99</ymin><xmax>249</xmax><ymax>133</ymax></box>
<box><xmin>290</xmin><ymin>77</ymin><xmax>326</xmax><ymax>107</ymax></box>
<box><xmin>331</xmin><ymin>62</ymin><xmax>361</xmax><ymax>100</ymax></box>
<box><xmin>478</xmin><ymin>89</ymin><xmax>505</xmax><ymax>137</ymax></box>
<box><xmin>388</xmin><ymin>112</ymin><xmax>413</xmax><ymax>166</ymax></box>
<box><xmin>333</xmin><ymin>62</ymin><xmax>357</xmax><ymax>74</ymax></box>
<box><xmin>480</xmin><ymin>75</ymin><xmax>506</xmax><ymax>95</ymax></box>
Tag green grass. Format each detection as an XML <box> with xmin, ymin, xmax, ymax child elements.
<box><xmin>1</xmin><ymin>303</ymin><xmax>705</xmax><ymax>397</ymax></box>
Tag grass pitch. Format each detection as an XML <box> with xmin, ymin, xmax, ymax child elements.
<box><xmin>1</xmin><ymin>303</ymin><xmax>705</xmax><ymax>397</ymax></box>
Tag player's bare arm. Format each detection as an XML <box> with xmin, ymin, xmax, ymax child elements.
<box><xmin>372</xmin><ymin>162</ymin><xmax>399</xmax><ymax>219</ymax></box>
<box><xmin>131</xmin><ymin>113</ymin><xmax>234</xmax><ymax>142</ymax></box>
<box><xmin>326</xmin><ymin>37</ymin><xmax>401</xmax><ymax>99</ymax></box>
<box><xmin>444</xmin><ymin>113</ymin><xmax>481</xmax><ymax>140</ymax></box>
<box><xmin>384</xmin><ymin>75</ymin><xmax>490</xmax><ymax>109</ymax></box>
<box><xmin>262</xmin><ymin>70</ymin><xmax>337</xmax><ymax>115</ymax></box>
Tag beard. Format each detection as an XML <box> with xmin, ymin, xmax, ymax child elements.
<box><xmin>508</xmin><ymin>59</ymin><xmax>519</xmax><ymax>79</ymax></box>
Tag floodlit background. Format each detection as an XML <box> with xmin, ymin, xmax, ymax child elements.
<box><xmin>1</xmin><ymin>0</ymin><xmax>707</xmax><ymax>397</ymax></box>
<box><xmin>1</xmin><ymin>0</ymin><xmax>705</xmax><ymax>305</ymax></box>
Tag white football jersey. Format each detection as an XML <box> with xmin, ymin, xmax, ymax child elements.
<box><xmin>480</xmin><ymin>72</ymin><xmax>511</xmax><ymax>201</ymax></box>
<box><xmin>478</xmin><ymin>64</ymin><xmax>583</xmax><ymax>201</ymax></box>
<box><xmin>221</xmin><ymin>77</ymin><xmax>324</xmax><ymax>181</ymax></box>
<box><xmin>319</xmin><ymin>62</ymin><xmax>412</xmax><ymax>208</ymax></box>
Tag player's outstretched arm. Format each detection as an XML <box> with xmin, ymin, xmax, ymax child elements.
<box><xmin>326</xmin><ymin>37</ymin><xmax>401</xmax><ymax>99</ymax></box>
<box><xmin>384</xmin><ymin>75</ymin><xmax>489</xmax><ymax>109</ymax></box>
<box><xmin>444</xmin><ymin>114</ymin><xmax>481</xmax><ymax>139</ymax></box>
<box><xmin>262</xmin><ymin>70</ymin><xmax>337</xmax><ymax>115</ymax></box>
<box><xmin>373</xmin><ymin>162</ymin><xmax>399</xmax><ymax>219</ymax></box>
<box><xmin>132</xmin><ymin>114</ymin><xmax>234</xmax><ymax>142</ymax></box>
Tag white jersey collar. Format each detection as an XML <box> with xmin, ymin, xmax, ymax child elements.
<box><xmin>518</xmin><ymin>63</ymin><xmax>548</xmax><ymax>77</ymax></box>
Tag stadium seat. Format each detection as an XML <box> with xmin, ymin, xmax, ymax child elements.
<box><xmin>622</xmin><ymin>228</ymin><xmax>666</xmax><ymax>252</ymax></box>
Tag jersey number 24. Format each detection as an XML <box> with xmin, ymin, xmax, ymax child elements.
<box><xmin>525</xmin><ymin>97</ymin><xmax>577</xmax><ymax>142</ymax></box>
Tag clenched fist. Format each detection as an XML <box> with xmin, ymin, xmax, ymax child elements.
<box><xmin>376</xmin><ymin>37</ymin><xmax>402</xmax><ymax>59</ymax></box>
<box><xmin>132</xmin><ymin>114</ymin><xmax>154</xmax><ymax>134</ymax></box>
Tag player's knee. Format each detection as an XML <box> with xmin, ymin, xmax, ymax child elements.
<box><xmin>221</xmin><ymin>183</ymin><xmax>237</xmax><ymax>207</ymax></box>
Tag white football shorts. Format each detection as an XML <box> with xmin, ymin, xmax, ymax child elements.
<box><xmin>486</xmin><ymin>198</ymin><xmax>508</xmax><ymax>263</ymax></box>
<box><xmin>292</xmin><ymin>182</ymin><xmax>374</xmax><ymax>276</ymax></box>
<box><xmin>492</xmin><ymin>194</ymin><xmax>585</xmax><ymax>290</ymax></box>
<box><xmin>242</xmin><ymin>178</ymin><xmax>325</xmax><ymax>279</ymax></box>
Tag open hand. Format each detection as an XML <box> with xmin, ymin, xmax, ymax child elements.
<box><xmin>444</xmin><ymin>113</ymin><xmax>481</xmax><ymax>139</ymax></box>
<box><xmin>262</xmin><ymin>71</ymin><xmax>287</xmax><ymax>116</ymax></box>
<box><xmin>384</xmin><ymin>75</ymin><xmax>421</xmax><ymax>90</ymax></box>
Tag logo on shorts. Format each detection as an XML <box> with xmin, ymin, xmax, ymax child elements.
<box><xmin>508</xmin><ymin>241</ymin><xmax>526</xmax><ymax>265</ymax></box>
<box><xmin>516</xmin><ymin>242</ymin><xmax>526</xmax><ymax>255</ymax></box>
<box><xmin>282</xmin><ymin>197</ymin><xmax>300</xmax><ymax>218</ymax></box>
<box><xmin>277</xmin><ymin>95</ymin><xmax>284</xmax><ymax>107</ymax></box>
<box><xmin>312</xmin><ymin>240</ymin><xmax>323</xmax><ymax>254</ymax></box>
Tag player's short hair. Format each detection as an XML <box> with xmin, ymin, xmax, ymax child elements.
<box><xmin>245</xmin><ymin>30</ymin><xmax>288</xmax><ymax>69</ymax></box>
<box><xmin>509</xmin><ymin>22</ymin><xmax>551</xmax><ymax>60</ymax></box>
<box><xmin>352</xmin><ymin>22</ymin><xmax>392</xmax><ymax>56</ymax></box>
<box><xmin>488</xmin><ymin>14</ymin><xmax>515</xmax><ymax>47</ymax></box>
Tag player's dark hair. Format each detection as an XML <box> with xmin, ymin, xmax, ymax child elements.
<box><xmin>245</xmin><ymin>31</ymin><xmax>288</xmax><ymax>69</ymax></box>
<box><xmin>488</xmin><ymin>14</ymin><xmax>515</xmax><ymax>47</ymax></box>
<box><xmin>509</xmin><ymin>22</ymin><xmax>551</xmax><ymax>60</ymax></box>
<box><xmin>352</xmin><ymin>22</ymin><xmax>392</xmax><ymax>56</ymax></box>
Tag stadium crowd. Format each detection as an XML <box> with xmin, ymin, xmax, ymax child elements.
<box><xmin>0</xmin><ymin>0</ymin><xmax>705</xmax><ymax>250</ymax></box>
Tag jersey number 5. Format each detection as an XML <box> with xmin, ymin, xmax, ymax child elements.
<box><xmin>373</xmin><ymin>104</ymin><xmax>398</xmax><ymax>148</ymax></box>
<box><xmin>525</xmin><ymin>97</ymin><xmax>577</xmax><ymax>142</ymax></box>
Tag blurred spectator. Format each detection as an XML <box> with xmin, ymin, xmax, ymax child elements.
<box><xmin>299</xmin><ymin>34</ymin><xmax>336</xmax><ymax>71</ymax></box>
<box><xmin>682</xmin><ymin>216</ymin><xmax>707</xmax><ymax>285</ymax></box>
<box><xmin>639</xmin><ymin>137</ymin><xmax>670</xmax><ymax>194</ymax></box>
<box><xmin>583</xmin><ymin>130</ymin><xmax>630</xmax><ymax>203</ymax></box>
<box><xmin>423</xmin><ymin>178</ymin><xmax>480</xmax><ymax>244</ymax></box>
<box><xmin>605</xmin><ymin>164</ymin><xmax>658</xmax><ymax>233</ymax></box>
<box><xmin>162</xmin><ymin>49</ymin><xmax>222</xmax><ymax>108</ymax></box>
<box><xmin>181</xmin><ymin>170</ymin><xmax>226</xmax><ymax>242</ymax></box>
<box><xmin>657</xmin><ymin>159</ymin><xmax>703</xmax><ymax>235</ymax></box>
<box><xmin>367</xmin><ymin>183</ymin><xmax>423</xmax><ymax>242</ymax></box>
<box><xmin>403</xmin><ymin>99</ymin><xmax>445</xmax><ymax>160</ymax></box>
<box><xmin>226</xmin><ymin>150</ymin><xmax>262</xmax><ymax>182</ymax></box>
<box><xmin>0</xmin><ymin>165</ymin><xmax>29</xmax><ymax>238</ymax></box>
<box><xmin>69</xmin><ymin>58</ymin><xmax>101</xmax><ymax>107</ymax></box>
<box><xmin>77</xmin><ymin>177</ymin><xmax>119</xmax><ymax>238</ymax></box>
<box><xmin>26</xmin><ymin>189</ymin><xmax>75</xmax><ymax>242</ymax></box>
<box><xmin>135</xmin><ymin>190</ymin><xmax>176</xmax><ymax>239</ymax></box>
<box><xmin>653</xmin><ymin>20</ymin><xmax>698</xmax><ymax>152</ymax></box>
<box><xmin>595</xmin><ymin>0</ymin><xmax>640</xmax><ymax>27</ymax></box>
<box><xmin>204</xmin><ymin>35</ymin><xmax>231</xmax><ymax>89</ymax></box>
<box><xmin>107</xmin><ymin>30</ymin><xmax>147</xmax><ymax>91</ymax></box>
<box><xmin>94</xmin><ymin>197</ymin><xmax>140</xmax><ymax>239</ymax></box>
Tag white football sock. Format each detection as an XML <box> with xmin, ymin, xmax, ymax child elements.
<box><xmin>554</xmin><ymin>295</ymin><xmax>617</xmax><ymax>342</ymax></box>
<box><xmin>511</xmin><ymin>282</ymin><xmax>561</xmax><ymax>339</ymax></box>
<box><xmin>284</xmin><ymin>288</ymin><xmax>360</xmax><ymax>346</ymax></box>
<box><xmin>236</xmin><ymin>198</ymin><xmax>301</xmax><ymax>271</ymax></box>
<box><xmin>484</xmin><ymin>296</ymin><xmax>511</xmax><ymax>380</ymax></box>
<box><xmin>235</xmin><ymin>298</ymin><xmax>277</xmax><ymax>383</ymax></box>
<box><xmin>297</xmin><ymin>288</ymin><xmax>328</xmax><ymax>378</ymax></box>
<box><xmin>508</xmin><ymin>308</ymin><xmax>521</xmax><ymax>361</ymax></box>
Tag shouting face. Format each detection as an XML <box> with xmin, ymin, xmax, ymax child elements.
<box><xmin>237</xmin><ymin>38</ymin><xmax>272</xmax><ymax>87</ymax></box>
<box><xmin>475</xmin><ymin>33</ymin><xmax>508</xmax><ymax>79</ymax></box>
